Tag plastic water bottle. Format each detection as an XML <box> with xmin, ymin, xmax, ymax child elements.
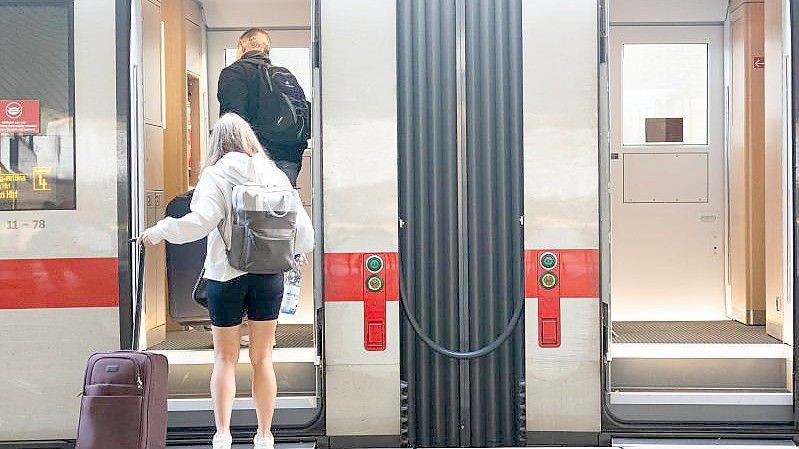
<box><xmin>281</xmin><ymin>257</ymin><xmax>301</xmax><ymax>315</ymax></box>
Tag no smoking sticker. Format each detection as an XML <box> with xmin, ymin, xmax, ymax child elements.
<box><xmin>0</xmin><ymin>99</ymin><xmax>40</xmax><ymax>134</ymax></box>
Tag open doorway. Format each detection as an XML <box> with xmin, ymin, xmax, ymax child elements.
<box><xmin>131</xmin><ymin>0</ymin><xmax>321</xmax><ymax>433</ymax></box>
<box><xmin>603</xmin><ymin>0</ymin><xmax>794</xmax><ymax>423</ymax></box>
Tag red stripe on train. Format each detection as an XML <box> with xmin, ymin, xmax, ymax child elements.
<box><xmin>324</xmin><ymin>249</ymin><xmax>598</xmax><ymax>351</ymax></box>
<box><xmin>324</xmin><ymin>252</ymin><xmax>399</xmax><ymax>301</ymax></box>
<box><xmin>524</xmin><ymin>249</ymin><xmax>599</xmax><ymax>299</ymax></box>
<box><xmin>324</xmin><ymin>252</ymin><xmax>399</xmax><ymax>351</ymax></box>
<box><xmin>0</xmin><ymin>258</ymin><xmax>119</xmax><ymax>309</ymax></box>
<box><xmin>324</xmin><ymin>249</ymin><xmax>598</xmax><ymax>301</ymax></box>
<box><xmin>525</xmin><ymin>249</ymin><xmax>599</xmax><ymax>348</ymax></box>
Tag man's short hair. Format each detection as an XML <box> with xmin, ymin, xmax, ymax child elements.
<box><xmin>239</xmin><ymin>28</ymin><xmax>271</xmax><ymax>53</ymax></box>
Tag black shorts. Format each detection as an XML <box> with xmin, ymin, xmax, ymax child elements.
<box><xmin>206</xmin><ymin>273</ymin><xmax>284</xmax><ymax>327</ymax></box>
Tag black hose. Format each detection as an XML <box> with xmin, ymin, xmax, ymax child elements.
<box><xmin>399</xmin><ymin>261</ymin><xmax>524</xmax><ymax>359</ymax></box>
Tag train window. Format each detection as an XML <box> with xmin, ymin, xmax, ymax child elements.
<box><xmin>269</xmin><ymin>48</ymin><xmax>312</xmax><ymax>98</ymax></box>
<box><xmin>622</xmin><ymin>43</ymin><xmax>708</xmax><ymax>146</ymax></box>
<box><xmin>224</xmin><ymin>48</ymin><xmax>238</xmax><ymax>66</ymax></box>
<box><xmin>0</xmin><ymin>0</ymin><xmax>75</xmax><ymax>210</ymax></box>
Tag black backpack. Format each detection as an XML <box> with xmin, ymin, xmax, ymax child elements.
<box><xmin>251</xmin><ymin>60</ymin><xmax>311</xmax><ymax>145</ymax></box>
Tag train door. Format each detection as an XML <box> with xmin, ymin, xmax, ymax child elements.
<box><xmin>609</xmin><ymin>25</ymin><xmax>726</xmax><ymax>322</ymax></box>
<box><xmin>128</xmin><ymin>0</ymin><xmax>322</xmax><ymax>440</ymax></box>
<box><xmin>604</xmin><ymin>0</ymin><xmax>796</xmax><ymax>426</ymax></box>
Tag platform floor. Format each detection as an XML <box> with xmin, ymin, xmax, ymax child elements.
<box><xmin>167</xmin><ymin>442</ymin><xmax>796</xmax><ymax>448</ymax></box>
<box><xmin>149</xmin><ymin>323</ymin><xmax>314</xmax><ymax>350</ymax></box>
<box><xmin>612</xmin><ymin>320</ymin><xmax>781</xmax><ymax>345</ymax></box>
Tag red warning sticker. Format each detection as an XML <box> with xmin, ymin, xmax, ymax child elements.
<box><xmin>0</xmin><ymin>99</ymin><xmax>40</xmax><ymax>134</ymax></box>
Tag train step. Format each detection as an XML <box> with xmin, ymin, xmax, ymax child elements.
<box><xmin>154</xmin><ymin>348</ymin><xmax>318</xmax><ymax>398</ymax></box>
<box><xmin>609</xmin><ymin>356</ymin><xmax>789</xmax><ymax>390</ymax></box>
<box><xmin>613</xmin><ymin>438</ymin><xmax>796</xmax><ymax>447</ymax></box>
<box><xmin>169</xmin><ymin>442</ymin><xmax>316</xmax><ymax>448</ymax></box>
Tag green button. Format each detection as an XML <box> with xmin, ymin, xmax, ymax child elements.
<box><xmin>366</xmin><ymin>275</ymin><xmax>385</xmax><ymax>292</ymax></box>
<box><xmin>540</xmin><ymin>252</ymin><xmax>558</xmax><ymax>270</ymax></box>
<box><xmin>366</xmin><ymin>255</ymin><xmax>384</xmax><ymax>273</ymax></box>
<box><xmin>540</xmin><ymin>272</ymin><xmax>558</xmax><ymax>290</ymax></box>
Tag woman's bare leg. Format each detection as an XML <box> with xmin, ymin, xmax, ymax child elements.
<box><xmin>210</xmin><ymin>324</ymin><xmax>241</xmax><ymax>435</ymax></box>
<box><xmin>248</xmin><ymin>319</ymin><xmax>279</xmax><ymax>438</ymax></box>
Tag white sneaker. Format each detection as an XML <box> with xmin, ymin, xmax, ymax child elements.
<box><xmin>254</xmin><ymin>432</ymin><xmax>275</xmax><ymax>449</ymax></box>
<box><xmin>212</xmin><ymin>432</ymin><xmax>233</xmax><ymax>449</ymax></box>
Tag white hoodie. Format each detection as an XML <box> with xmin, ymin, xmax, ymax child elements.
<box><xmin>144</xmin><ymin>151</ymin><xmax>314</xmax><ymax>282</ymax></box>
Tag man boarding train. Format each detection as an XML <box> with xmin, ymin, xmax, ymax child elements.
<box><xmin>217</xmin><ymin>28</ymin><xmax>311</xmax><ymax>186</ymax></box>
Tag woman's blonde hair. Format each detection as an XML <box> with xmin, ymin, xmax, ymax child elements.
<box><xmin>203</xmin><ymin>113</ymin><xmax>267</xmax><ymax>170</ymax></box>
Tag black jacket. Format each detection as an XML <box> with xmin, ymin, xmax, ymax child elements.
<box><xmin>217</xmin><ymin>50</ymin><xmax>307</xmax><ymax>163</ymax></box>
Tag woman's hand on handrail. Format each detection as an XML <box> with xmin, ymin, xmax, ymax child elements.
<box><xmin>137</xmin><ymin>230</ymin><xmax>157</xmax><ymax>247</ymax></box>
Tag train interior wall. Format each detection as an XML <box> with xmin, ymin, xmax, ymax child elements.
<box><xmin>605</xmin><ymin>0</ymin><xmax>795</xmax><ymax>422</ymax></box>
<box><xmin>133</xmin><ymin>0</ymin><xmax>318</xmax><ymax>425</ymax></box>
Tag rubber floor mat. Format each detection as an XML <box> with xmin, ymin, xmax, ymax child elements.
<box><xmin>150</xmin><ymin>323</ymin><xmax>314</xmax><ymax>350</ymax></box>
<box><xmin>612</xmin><ymin>321</ymin><xmax>782</xmax><ymax>344</ymax></box>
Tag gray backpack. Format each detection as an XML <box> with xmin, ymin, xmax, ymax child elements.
<box><xmin>223</xmin><ymin>183</ymin><xmax>299</xmax><ymax>274</ymax></box>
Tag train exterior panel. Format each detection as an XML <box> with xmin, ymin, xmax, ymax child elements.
<box><xmin>522</xmin><ymin>0</ymin><xmax>601</xmax><ymax>434</ymax></box>
<box><xmin>1</xmin><ymin>0</ymin><xmax>798</xmax><ymax>445</ymax></box>
<box><xmin>0</xmin><ymin>0</ymin><xmax>124</xmax><ymax>440</ymax></box>
<box><xmin>320</xmin><ymin>0</ymin><xmax>401</xmax><ymax>438</ymax></box>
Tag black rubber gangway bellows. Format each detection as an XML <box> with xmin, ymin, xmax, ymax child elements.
<box><xmin>397</xmin><ymin>0</ymin><xmax>526</xmax><ymax>446</ymax></box>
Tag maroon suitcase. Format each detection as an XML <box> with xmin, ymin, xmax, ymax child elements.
<box><xmin>76</xmin><ymin>245</ymin><xmax>169</xmax><ymax>449</ymax></box>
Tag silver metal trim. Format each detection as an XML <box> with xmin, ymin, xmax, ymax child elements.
<box><xmin>168</xmin><ymin>396</ymin><xmax>318</xmax><ymax>412</ymax></box>
<box><xmin>609</xmin><ymin>391</ymin><xmax>793</xmax><ymax>406</ymax></box>
<box><xmin>151</xmin><ymin>347</ymin><xmax>317</xmax><ymax>365</ymax></box>
<box><xmin>205</xmin><ymin>26</ymin><xmax>312</xmax><ymax>32</ymax></box>
<box><xmin>455</xmin><ymin>0</ymin><xmax>470</xmax><ymax>443</ymax></box>
<box><xmin>610</xmin><ymin>342</ymin><xmax>790</xmax><ymax>360</ymax></box>
<box><xmin>610</xmin><ymin>21</ymin><xmax>726</xmax><ymax>27</ymax></box>
<box><xmin>275</xmin><ymin>444</ymin><xmax>317</xmax><ymax>449</ymax></box>
<box><xmin>613</xmin><ymin>438</ymin><xmax>797</xmax><ymax>446</ymax></box>
<box><xmin>311</xmin><ymin>30</ymin><xmax>324</xmax><ymax>316</ymax></box>
<box><xmin>598</xmin><ymin>0</ymin><xmax>613</xmax><ymax>396</ymax></box>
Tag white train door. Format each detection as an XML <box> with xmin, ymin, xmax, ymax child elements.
<box><xmin>609</xmin><ymin>25</ymin><xmax>726</xmax><ymax>321</ymax></box>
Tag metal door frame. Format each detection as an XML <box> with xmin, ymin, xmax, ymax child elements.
<box><xmin>121</xmin><ymin>0</ymin><xmax>326</xmax><ymax>441</ymax></box>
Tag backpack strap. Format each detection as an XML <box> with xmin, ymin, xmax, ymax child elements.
<box><xmin>242</xmin><ymin>59</ymin><xmax>274</xmax><ymax>94</ymax></box>
<box><xmin>213</xmin><ymin>181</ymin><xmax>231</xmax><ymax>252</ymax></box>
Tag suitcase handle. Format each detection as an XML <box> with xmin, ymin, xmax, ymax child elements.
<box><xmin>131</xmin><ymin>240</ymin><xmax>145</xmax><ymax>350</ymax></box>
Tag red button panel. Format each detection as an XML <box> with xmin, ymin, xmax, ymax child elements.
<box><xmin>367</xmin><ymin>322</ymin><xmax>385</xmax><ymax>347</ymax></box>
<box><xmin>363</xmin><ymin>253</ymin><xmax>388</xmax><ymax>351</ymax></box>
<box><xmin>540</xmin><ymin>317</ymin><xmax>559</xmax><ymax>346</ymax></box>
<box><xmin>537</xmin><ymin>250</ymin><xmax>561</xmax><ymax>348</ymax></box>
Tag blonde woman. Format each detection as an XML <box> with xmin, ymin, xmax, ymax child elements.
<box><xmin>138</xmin><ymin>113</ymin><xmax>313</xmax><ymax>449</ymax></box>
